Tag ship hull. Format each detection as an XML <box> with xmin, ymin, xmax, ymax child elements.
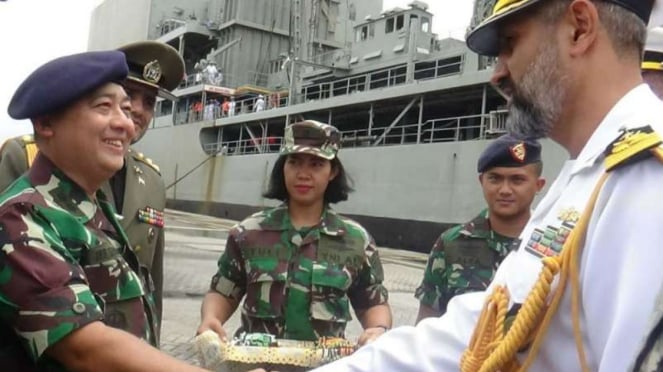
<box><xmin>136</xmin><ymin>124</ymin><xmax>567</xmax><ymax>252</ymax></box>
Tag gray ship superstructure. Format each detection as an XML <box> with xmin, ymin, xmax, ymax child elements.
<box><xmin>88</xmin><ymin>0</ymin><xmax>566</xmax><ymax>251</ymax></box>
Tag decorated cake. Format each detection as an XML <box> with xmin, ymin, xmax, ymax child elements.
<box><xmin>195</xmin><ymin>331</ymin><xmax>357</xmax><ymax>372</ymax></box>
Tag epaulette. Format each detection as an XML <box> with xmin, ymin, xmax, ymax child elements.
<box><xmin>131</xmin><ymin>150</ymin><xmax>161</xmax><ymax>174</ymax></box>
<box><xmin>20</xmin><ymin>134</ymin><xmax>35</xmax><ymax>144</ymax></box>
<box><xmin>604</xmin><ymin>125</ymin><xmax>663</xmax><ymax>171</ymax></box>
<box><xmin>18</xmin><ymin>134</ymin><xmax>38</xmax><ymax>167</ymax></box>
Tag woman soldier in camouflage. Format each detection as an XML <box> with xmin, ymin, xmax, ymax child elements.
<box><xmin>197</xmin><ymin>120</ymin><xmax>392</xmax><ymax>346</ymax></box>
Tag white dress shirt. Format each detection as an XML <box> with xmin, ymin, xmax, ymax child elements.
<box><xmin>314</xmin><ymin>84</ymin><xmax>663</xmax><ymax>372</ymax></box>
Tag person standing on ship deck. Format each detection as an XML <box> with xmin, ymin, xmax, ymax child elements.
<box><xmin>197</xmin><ymin>120</ymin><xmax>392</xmax><ymax>347</ymax></box>
<box><xmin>415</xmin><ymin>134</ymin><xmax>545</xmax><ymax>323</ymax></box>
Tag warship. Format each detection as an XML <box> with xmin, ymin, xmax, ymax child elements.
<box><xmin>88</xmin><ymin>0</ymin><xmax>567</xmax><ymax>252</ymax></box>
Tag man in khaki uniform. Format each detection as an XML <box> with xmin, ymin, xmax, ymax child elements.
<box><xmin>0</xmin><ymin>41</ymin><xmax>184</xmax><ymax>341</ymax></box>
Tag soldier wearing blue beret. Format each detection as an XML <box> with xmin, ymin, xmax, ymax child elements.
<box><xmin>415</xmin><ymin>134</ymin><xmax>545</xmax><ymax>322</ymax></box>
<box><xmin>314</xmin><ymin>0</ymin><xmax>663</xmax><ymax>371</ymax></box>
<box><xmin>0</xmin><ymin>41</ymin><xmax>185</xmax><ymax>345</ymax></box>
<box><xmin>476</xmin><ymin>134</ymin><xmax>542</xmax><ymax>173</ymax></box>
<box><xmin>0</xmin><ymin>52</ymin><xmax>204</xmax><ymax>371</ymax></box>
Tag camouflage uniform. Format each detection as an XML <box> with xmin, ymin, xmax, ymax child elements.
<box><xmin>210</xmin><ymin>204</ymin><xmax>388</xmax><ymax>341</ymax></box>
<box><xmin>415</xmin><ymin>209</ymin><xmax>515</xmax><ymax>314</ymax></box>
<box><xmin>0</xmin><ymin>136</ymin><xmax>165</xmax><ymax>336</ymax></box>
<box><xmin>0</xmin><ymin>154</ymin><xmax>158</xmax><ymax>371</ymax></box>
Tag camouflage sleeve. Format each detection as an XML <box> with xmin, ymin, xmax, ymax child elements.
<box><xmin>210</xmin><ymin>226</ymin><xmax>246</xmax><ymax>300</ymax></box>
<box><xmin>0</xmin><ymin>204</ymin><xmax>104</xmax><ymax>362</ymax></box>
<box><xmin>0</xmin><ymin>138</ymin><xmax>29</xmax><ymax>192</ymax></box>
<box><xmin>414</xmin><ymin>235</ymin><xmax>449</xmax><ymax>312</ymax></box>
<box><xmin>348</xmin><ymin>233</ymin><xmax>389</xmax><ymax>312</ymax></box>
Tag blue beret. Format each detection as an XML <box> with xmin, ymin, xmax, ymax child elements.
<box><xmin>477</xmin><ymin>134</ymin><xmax>542</xmax><ymax>173</ymax></box>
<box><xmin>8</xmin><ymin>51</ymin><xmax>129</xmax><ymax>120</ymax></box>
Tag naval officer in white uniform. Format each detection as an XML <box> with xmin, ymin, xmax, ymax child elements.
<box><xmin>312</xmin><ymin>0</ymin><xmax>663</xmax><ymax>371</ymax></box>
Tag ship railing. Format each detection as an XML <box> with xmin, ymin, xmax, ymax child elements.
<box><xmin>341</xmin><ymin>113</ymin><xmax>492</xmax><ymax>147</ymax></box>
<box><xmin>171</xmin><ymin>56</ymin><xmax>466</xmax><ymax>118</ymax></box>
<box><xmin>203</xmin><ymin>137</ymin><xmax>284</xmax><ymax>156</ymax></box>
<box><xmin>200</xmin><ymin>113</ymin><xmax>503</xmax><ymax>156</ymax></box>
<box><xmin>177</xmin><ymin>71</ymin><xmax>265</xmax><ymax>90</ymax></box>
<box><xmin>413</xmin><ymin>55</ymin><xmax>465</xmax><ymax>81</ymax></box>
<box><xmin>167</xmin><ymin>93</ymin><xmax>285</xmax><ymax>124</ymax></box>
<box><xmin>157</xmin><ymin>19</ymin><xmax>187</xmax><ymax>37</ymax></box>
<box><xmin>294</xmin><ymin>56</ymin><xmax>464</xmax><ymax>104</ymax></box>
<box><xmin>486</xmin><ymin>109</ymin><xmax>509</xmax><ymax>134</ymax></box>
<box><xmin>300</xmin><ymin>64</ymin><xmax>408</xmax><ymax>103</ymax></box>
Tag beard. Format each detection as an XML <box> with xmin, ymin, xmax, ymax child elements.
<box><xmin>505</xmin><ymin>40</ymin><xmax>568</xmax><ymax>139</ymax></box>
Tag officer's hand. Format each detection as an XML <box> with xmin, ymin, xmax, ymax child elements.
<box><xmin>196</xmin><ymin>316</ymin><xmax>228</xmax><ymax>342</ymax></box>
<box><xmin>357</xmin><ymin>326</ymin><xmax>387</xmax><ymax>346</ymax></box>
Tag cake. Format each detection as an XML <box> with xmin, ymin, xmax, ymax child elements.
<box><xmin>195</xmin><ymin>331</ymin><xmax>357</xmax><ymax>372</ymax></box>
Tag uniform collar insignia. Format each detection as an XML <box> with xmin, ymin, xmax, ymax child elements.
<box><xmin>557</xmin><ymin>207</ymin><xmax>580</xmax><ymax>224</ymax></box>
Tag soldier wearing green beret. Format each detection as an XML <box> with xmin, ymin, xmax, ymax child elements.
<box><xmin>197</xmin><ymin>120</ymin><xmax>392</xmax><ymax>348</ymax></box>
<box><xmin>415</xmin><ymin>134</ymin><xmax>545</xmax><ymax>323</ymax></box>
<box><xmin>0</xmin><ymin>41</ymin><xmax>184</xmax><ymax>343</ymax></box>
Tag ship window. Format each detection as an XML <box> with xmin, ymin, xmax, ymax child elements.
<box><xmin>396</xmin><ymin>14</ymin><xmax>404</xmax><ymax>30</ymax></box>
<box><xmin>269</xmin><ymin>60</ymin><xmax>282</xmax><ymax>74</ymax></box>
<box><xmin>356</xmin><ymin>26</ymin><xmax>369</xmax><ymax>41</ymax></box>
<box><xmin>385</xmin><ymin>17</ymin><xmax>395</xmax><ymax>33</ymax></box>
<box><xmin>421</xmin><ymin>17</ymin><xmax>430</xmax><ymax>33</ymax></box>
<box><xmin>369</xmin><ymin>23</ymin><xmax>375</xmax><ymax>38</ymax></box>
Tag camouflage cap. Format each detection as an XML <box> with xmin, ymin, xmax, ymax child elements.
<box><xmin>643</xmin><ymin>27</ymin><xmax>663</xmax><ymax>71</ymax></box>
<box><xmin>466</xmin><ymin>0</ymin><xmax>656</xmax><ymax>57</ymax></box>
<box><xmin>117</xmin><ymin>41</ymin><xmax>185</xmax><ymax>101</ymax></box>
<box><xmin>477</xmin><ymin>134</ymin><xmax>541</xmax><ymax>173</ymax></box>
<box><xmin>281</xmin><ymin>120</ymin><xmax>341</xmax><ymax>160</ymax></box>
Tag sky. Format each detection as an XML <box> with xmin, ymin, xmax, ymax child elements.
<box><xmin>0</xmin><ymin>0</ymin><xmax>473</xmax><ymax>142</ymax></box>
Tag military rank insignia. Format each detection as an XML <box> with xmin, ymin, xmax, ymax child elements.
<box><xmin>138</xmin><ymin>206</ymin><xmax>164</xmax><ymax>228</ymax></box>
<box><xmin>509</xmin><ymin>142</ymin><xmax>526</xmax><ymax>162</ymax></box>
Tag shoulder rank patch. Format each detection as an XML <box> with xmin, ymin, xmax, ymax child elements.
<box><xmin>137</xmin><ymin>206</ymin><xmax>164</xmax><ymax>228</ymax></box>
<box><xmin>132</xmin><ymin>151</ymin><xmax>161</xmax><ymax>174</ymax></box>
<box><xmin>604</xmin><ymin>126</ymin><xmax>663</xmax><ymax>171</ymax></box>
<box><xmin>20</xmin><ymin>134</ymin><xmax>35</xmax><ymax>144</ymax></box>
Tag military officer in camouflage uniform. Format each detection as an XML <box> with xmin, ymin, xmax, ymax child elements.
<box><xmin>197</xmin><ymin>120</ymin><xmax>391</xmax><ymax>347</ymax></box>
<box><xmin>0</xmin><ymin>51</ymin><xmax>204</xmax><ymax>371</ymax></box>
<box><xmin>0</xmin><ymin>41</ymin><xmax>184</xmax><ymax>340</ymax></box>
<box><xmin>414</xmin><ymin>134</ymin><xmax>545</xmax><ymax>322</ymax></box>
